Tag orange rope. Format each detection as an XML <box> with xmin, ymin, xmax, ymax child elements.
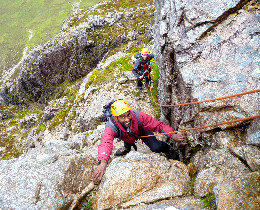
<box><xmin>145</xmin><ymin>82</ymin><xmax>259</xmax><ymax>137</ymax></box>
<box><xmin>139</xmin><ymin>114</ymin><xmax>260</xmax><ymax>138</ymax></box>
<box><xmin>149</xmin><ymin>86</ymin><xmax>260</xmax><ymax>107</ymax></box>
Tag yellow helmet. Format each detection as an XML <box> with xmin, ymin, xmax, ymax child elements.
<box><xmin>111</xmin><ymin>100</ymin><xmax>131</xmax><ymax>117</ymax></box>
<box><xmin>141</xmin><ymin>48</ymin><xmax>149</xmax><ymax>55</ymax></box>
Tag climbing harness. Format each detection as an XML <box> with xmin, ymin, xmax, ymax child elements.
<box><xmin>141</xmin><ymin>59</ymin><xmax>154</xmax><ymax>78</ymax></box>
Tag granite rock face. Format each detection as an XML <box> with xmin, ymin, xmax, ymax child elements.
<box><xmin>154</xmin><ymin>0</ymin><xmax>259</xmax><ymax>133</ymax></box>
<box><xmin>214</xmin><ymin>171</ymin><xmax>260</xmax><ymax>209</ymax></box>
<box><xmin>0</xmin><ymin>141</ymin><xmax>97</xmax><ymax>209</ymax></box>
<box><xmin>17</xmin><ymin>23</ymin><xmax>114</xmax><ymax>102</ymax></box>
<box><xmin>93</xmin><ymin>152</ymin><xmax>190</xmax><ymax>209</ymax></box>
<box><xmin>153</xmin><ymin>0</ymin><xmax>259</xmax><ymax>208</ymax></box>
<box><xmin>0</xmin><ymin>0</ymin><xmax>259</xmax><ymax>209</ymax></box>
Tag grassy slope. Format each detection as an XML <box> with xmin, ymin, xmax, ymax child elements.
<box><xmin>0</xmin><ymin>0</ymin><xmax>104</xmax><ymax>79</ymax></box>
<box><xmin>0</xmin><ymin>0</ymin><xmax>158</xmax><ymax>160</ymax></box>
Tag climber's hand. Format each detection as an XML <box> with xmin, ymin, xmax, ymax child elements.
<box><xmin>171</xmin><ymin>132</ymin><xmax>187</xmax><ymax>146</ymax></box>
<box><xmin>91</xmin><ymin>160</ymin><xmax>107</xmax><ymax>184</ymax></box>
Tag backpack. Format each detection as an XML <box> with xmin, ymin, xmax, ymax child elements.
<box><xmin>101</xmin><ymin>100</ymin><xmax>140</xmax><ymax>139</ymax></box>
<box><xmin>131</xmin><ymin>52</ymin><xmax>141</xmax><ymax>65</ymax></box>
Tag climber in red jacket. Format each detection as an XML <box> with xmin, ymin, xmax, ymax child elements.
<box><xmin>132</xmin><ymin>48</ymin><xmax>154</xmax><ymax>90</ymax></box>
<box><xmin>92</xmin><ymin>99</ymin><xmax>187</xmax><ymax>183</ymax></box>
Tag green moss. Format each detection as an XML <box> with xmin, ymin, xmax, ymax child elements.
<box><xmin>1</xmin><ymin>130</ymin><xmax>22</xmax><ymax>160</ymax></box>
<box><xmin>107</xmin><ymin>57</ymin><xmax>133</xmax><ymax>72</ymax></box>
<box><xmin>185</xmin><ymin>175</ymin><xmax>196</xmax><ymax>195</ymax></box>
<box><xmin>75</xmin><ymin>94</ymin><xmax>85</xmax><ymax>104</ymax></box>
<box><xmin>68</xmin><ymin>107</ymin><xmax>77</xmax><ymax>129</ymax></box>
<box><xmin>42</xmin><ymin>79</ymin><xmax>81</xmax><ymax>104</ymax></box>
<box><xmin>86</xmin><ymin>57</ymin><xmax>132</xmax><ymax>88</ymax></box>
<box><xmin>97</xmin><ymin>0</ymin><xmax>153</xmax><ymax>12</ymax></box>
<box><xmin>5</xmin><ymin>105</ymin><xmax>40</xmax><ymax>120</ymax></box>
<box><xmin>201</xmin><ymin>194</ymin><xmax>216</xmax><ymax>209</ymax></box>
<box><xmin>5</xmin><ymin>132</ymin><xmax>16</xmax><ymax>143</ymax></box>
<box><xmin>86</xmin><ymin>68</ymin><xmax>101</xmax><ymax>87</ymax></box>
<box><xmin>68</xmin><ymin>0</ymin><xmax>154</xmax><ymax>28</ymax></box>
<box><xmin>132</xmin><ymin>90</ymin><xmax>141</xmax><ymax>96</ymax></box>
<box><xmin>22</xmin><ymin>127</ymin><xmax>34</xmax><ymax>139</ymax></box>
<box><xmin>148</xmin><ymin>61</ymin><xmax>160</xmax><ymax>119</ymax></box>
<box><xmin>36</xmin><ymin>121</ymin><xmax>47</xmax><ymax>135</ymax></box>
<box><xmin>49</xmin><ymin>105</ymin><xmax>71</xmax><ymax>130</ymax></box>
<box><xmin>74</xmin><ymin>0</ymin><xmax>155</xmax><ymax>50</ymax></box>
<box><xmin>80</xmin><ymin>197</ymin><xmax>93</xmax><ymax>210</ymax></box>
<box><xmin>131</xmin><ymin>46</ymin><xmax>143</xmax><ymax>55</ymax></box>
<box><xmin>1</xmin><ymin>149</ymin><xmax>21</xmax><ymax>160</ymax></box>
<box><xmin>9</xmin><ymin>119</ymin><xmax>18</xmax><ymax>127</ymax></box>
<box><xmin>21</xmin><ymin>92</ymin><xmax>36</xmax><ymax>105</ymax></box>
<box><xmin>0</xmin><ymin>103</ymin><xmax>45</xmax><ymax>160</ymax></box>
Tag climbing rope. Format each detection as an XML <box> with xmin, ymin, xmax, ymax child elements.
<box><xmin>148</xmin><ymin>85</ymin><xmax>260</xmax><ymax>107</ymax></box>
<box><xmin>139</xmin><ymin>114</ymin><xmax>260</xmax><ymax>138</ymax></box>
<box><xmin>142</xmin><ymin>82</ymin><xmax>259</xmax><ymax>138</ymax></box>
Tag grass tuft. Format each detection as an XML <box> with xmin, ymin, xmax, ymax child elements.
<box><xmin>148</xmin><ymin>61</ymin><xmax>160</xmax><ymax>119</ymax></box>
<box><xmin>80</xmin><ymin>197</ymin><xmax>93</xmax><ymax>210</ymax></box>
<box><xmin>201</xmin><ymin>194</ymin><xmax>216</xmax><ymax>209</ymax></box>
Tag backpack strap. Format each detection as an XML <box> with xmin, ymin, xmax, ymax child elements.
<box><xmin>133</xmin><ymin>110</ymin><xmax>141</xmax><ymax>124</ymax></box>
<box><xmin>106</xmin><ymin>117</ymin><xmax>122</xmax><ymax>138</ymax></box>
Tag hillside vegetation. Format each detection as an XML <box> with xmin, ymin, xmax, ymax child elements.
<box><xmin>0</xmin><ymin>0</ymin><xmax>104</xmax><ymax>82</ymax></box>
<box><xmin>0</xmin><ymin>0</ymin><xmax>156</xmax><ymax>160</ymax></box>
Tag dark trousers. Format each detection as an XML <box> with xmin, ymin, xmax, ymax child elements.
<box><xmin>124</xmin><ymin>129</ymin><xmax>170</xmax><ymax>154</ymax></box>
<box><xmin>137</xmin><ymin>75</ymin><xmax>151</xmax><ymax>88</ymax></box>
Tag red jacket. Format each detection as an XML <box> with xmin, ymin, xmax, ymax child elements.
<box><xmin>132</xmin><ymin>53</ymin><xmax>154</xmax><ymax>78</ymax></box>
<box><xmin>98</xmin><ymin>110</ymin><xmax>175</xmax><ymax>162</ymax></box>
